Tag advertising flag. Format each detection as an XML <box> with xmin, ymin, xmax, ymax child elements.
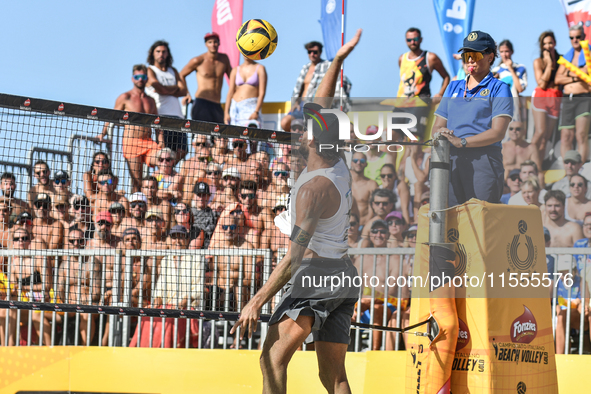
<box><xmin>559</xmin><ymin>0</ymin><xmax>591</xmax><ymax>39</ymax></box>
<box><xmin>211</xmin><ymin>0</ymin><xmax>243</xmax><ymax>69</ymax></box>
<box><xmin>320</xmin><ymin>0</ymin><xmax>343</xmax><ymax>61</ymax></box>
<box><xmin>433</xmin><ymin>0</ymin><xmax>476</xmax><ymax>75</ymax></box>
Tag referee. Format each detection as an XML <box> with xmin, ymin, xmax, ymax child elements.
<box><xmin>435</xmin><ymin>31</ymin><xmax>513</xmax><ymax>205</ymax></box>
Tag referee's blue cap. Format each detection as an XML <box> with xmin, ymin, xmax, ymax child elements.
<box><xmin>458</xmin><ymin>31</ymin><xmax>496</xmax><ymax>53</ymax></box>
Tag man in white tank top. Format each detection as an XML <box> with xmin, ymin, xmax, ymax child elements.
<box><xmin>145</xmin><ymin>40</ymin><xmax>189</xmax><ymax>163</ymax></box>
<box><xmin>232</xmin><ymin>29</ymin><xmax>363</xmax><ymax>394</ymax></box>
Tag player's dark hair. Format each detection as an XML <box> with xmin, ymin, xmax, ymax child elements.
<box><xmin>147</xmin><ymin>40</ymin><xmax>173</xmax><ymax>68</ymax></box>
<box><xmin>304</xmin><ymin>41</ymin><xmax>323</xmax><ymax>52</ymax></box>
<box><xmin>544</xmin><ymin>190</ymin><xmax>566</xmax><ymax>206</ymax></box>
<box><xmin>406</xmin><ymin>27</ymin><xmax>422</xmax><ymax>37</ymax></box>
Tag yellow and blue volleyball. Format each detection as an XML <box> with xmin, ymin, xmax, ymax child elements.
<box><xmin>236</xmin><ymin>19</ymin><xmax>278</xmax><ymax>60</ymax></box>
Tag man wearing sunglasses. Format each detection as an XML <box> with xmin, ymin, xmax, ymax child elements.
<box><xmin>121</xmin><ymin>193</ymin><xmax>148</xmax><ymax>237</ymax></box>
<box><xmin>237</xmin><ymin>180</ymin><xmax>273</xmax><ymax>248</ymax></box>
<box><xmin>500</xmin><ymin>169</ymin><xmax>523</xmax><ymax>205</ymax></box>
<box><xmin>555</xmin><ymin>24</ymin><xmax>591</xmax><ymax>162</ymax></box>
<box><xmin>360</xmin><ymin>189</ymin><xmax>397</xmax><ymax>248</ymax></box>
<box><xmin>180</xmin><ymin>144</ymin><xmax>212</xmax><ymax>206</ymax></box>
<box><xmin>396</xmin><ymin>27</ymin><xmax>450</xmax><ymax>139</ymax></box>
<box><xmin>67</xmin><ymin>195</ymin><xmax>94</xmax><ymax>242</ymax></box>
<box><xmin>212</xmin><ymin>167</ymin><xmax>241</xmax><ymax>210</ymax></box>
<box><xmin>508</xmin><ymin>160</ymin><xmax>547</xmax><ymax>206</ymax></box>
<box><xmin>28</xmin><ymin>160</ymin><xmax>55</xmax><ymax>214</ymax></box>
<box><xmin>552</xmin><ymin>150</ymin><xmax>591</xmax><ymax>199</ymax></box>
<box><xmin>88</xmin><ymin>211</ymin><xmax>119</xmax><ymax>249</ymax></box>
<box><xmin>224</xmin><ymin>139</ymin><xmax>249</xmax><ymax>179</ymax></box>
<box><xmin>263</xmin><ymin>195</ymin><xmax>290</xmax><ymax>261</ymax></box>
<box><xmin>92</xmin><ymin>170</ymin><xmax>130</xmax><ymax>223</ymax></box>
<box><xmin>143</xmin><ymin>209</ymin><xmax>169</xmax><ymax>275</ymax></box>
<box><xmin>0</xmin><ymin>172</ymin><xmax>27</xmax><ymax>219</ymax></box>
<box><xmin>261</xmin><ymin>163</ymin><xmax>290</xmax><ymax>210</ymax></box>
<box><xmin>502</xmin><ymin>120</ymin><xmax>543</xmax><ymax>186</ymax></box>
<box><xmin>192</xmin><ymin>181</ymin><xmax>219</xmax><ymax>249</ymax></box>
<box><xmin>141</xmin><ymin>176</ymin><xmax>172</xmax><ymax>233</ymax></box>
<box><xmin>32</xmin><ymin>193</ymin><xmax>64</xmax><ymax>250</ymax></box>
<box><xmin>51</xmin><ymin>170</ymin><xmax>73</xmax><ymax>204</ymax></box>
<box><xmin>98</xmin><ymin>64</ymin><xmax>160</xmax><ymax>194</ymax></box>
<box><xmin>351</xmin><ymin>152</ymin><xmax>378</xmax><ymax>227</ymax></box>
<box><xmin>281</xmin><ymin>40</ymin><xmax>352</xmax><ymax>132</ymax></box>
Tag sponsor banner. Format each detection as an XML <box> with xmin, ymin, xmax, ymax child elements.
<box><xmin>211</xmin><ymin>0</ymin><xmax>243</xmax><ymax>70</ymax></box>
<box><xmin>0</xmin><ymin>93</ymin><xmax>292</xmax><ymax>144</ymax></box>
<box><xmin>319</xmin><ymin>0</ymin><xmax>344</xmax><ymax>61</ymax></box>
<box><xmin>559</xmin><ymin>0</ymin><xmax>591</xmax><ymax>39</ymax></box>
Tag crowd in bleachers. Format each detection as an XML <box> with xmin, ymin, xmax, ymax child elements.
<box><xmin>3</xmin><ymin>24</ymin><xmax>591</xmax><ymax>352</ymax></box>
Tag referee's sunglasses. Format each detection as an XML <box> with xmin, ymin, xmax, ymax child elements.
<box><xmin>461</xmin><ymin>51</ymin><xmax>484</xmax><ymax>63</ymax></box>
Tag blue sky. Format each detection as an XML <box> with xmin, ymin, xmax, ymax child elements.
<box><xmin>0</xmin><ymin>0</ymin><xmax>570</xmax><ymax>108</ymax></box>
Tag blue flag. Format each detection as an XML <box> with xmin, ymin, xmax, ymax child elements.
<box><xmin>433</xmin><ymin>0</ymin><xmax>476</xmax><ymax>75</ymax></box>
<box><xmin>319</xmin><ymin>0</ymin><xmax>343</xmax><ymax>61</ymax></box>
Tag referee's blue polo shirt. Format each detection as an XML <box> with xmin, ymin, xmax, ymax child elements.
<box><xmin>435</xmin><ymin>72</ymin><xmax>513</xmax><ymax>148</ymax></box>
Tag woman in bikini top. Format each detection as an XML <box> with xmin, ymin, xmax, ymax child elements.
<box><xmin>223</xmin><ymin>55</ymin><xmax>268</xmax><ymax>125</ymax></box>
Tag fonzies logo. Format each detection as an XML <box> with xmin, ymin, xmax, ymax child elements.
<box><xmin>511</xmin><ymin>305</ymin><xmax>537</xmax><ymax>344</ymax></box>
<box><xmin>448</xmin><ymin>228</ymin><xmax>468</xmax><ymax>276</ymax></box>
<box><xmin>506</xmin><ymin>220</ymin><xmax>536</xmax><ymax>272</ymax></box>
<box><xmin>456</xmin><ymin>317</ymin><xmax>470</xmax><ymax>351</ymax></box>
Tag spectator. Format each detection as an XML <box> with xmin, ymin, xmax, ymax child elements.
<box><xmin>154</xmin><ymin>148</ymin><xmax>184</xmax><ymax>208</ymax></box>
<box><xmin>261</xmin><ymin>163</ymin><xmax>290</xmax><ymax>210</ymax></box>
<box><xmin>192</xmin><ymin>133</ymin><xmax>211</xmax><ymax>150</ymax></box>
<box><xmin>212</xmin><ymin>167</ymin><xmax>240</xmax><ymax>211</ymax></box>
<box><xmin>0</xmin><ymin>199</ymin><xmax>10</xmax><ymax>248</ymax></box>
<box><xmin>555</xmin><ymin>24</ymin><xmax>591</xmax><ymax>162</ymax></box>
<box><xmin>379</xmin><ymin>164</ymin><xmax>411</xmax><ymax>225</ymax></box>
<box><xmin>364</xmin><ymin>125</ymin><xmax>400</xmax><ymax>184</ymax></box>
<box><xmin>492</xmin><ymin>40</ymin><xmax>527</xmax><ymax>120</ymax></box>
<box><xmin>553</xmin><ymin>254</ymin><xmax>589</xmax><ymax>354</ymax></box>
<box><xmin>180</xmin><ymin>144</ymin><xmax>211</xmax><ymax>205</ymax></box>
<box><xmin>224</xmin><ymin>139</ymin><xmax>250</xmax><ymax>179</ymax></box>
<box><xmin>141</xmin><ymin>176</ymin><xmax>172</xmax><ymax>233</ymax></box>
<box><xmin>224</xmin><ymin>54</ymin><xmax>268</xmax><ymax>127</ymax></box>
<box><xmin>211</xmin><ymin>136</ymin><xmax>230</xmax><ymax>166</ymax></box>
<box><xmin>108</xmin><ymin>202</ymin><xmax>126</xmax><ymax>239</ymax></box>
<box><xmin>205</xmin><ymin>162</ymin><xmax>222</xmax><ymax>203</ymax></box>
<box><xmin>501</xmin><ymin>169</ymin><xmax>522</xmax><ymax>204</ymax></box>
<box><xmin>291</xmin><ymin>150</ymin><xmax>307</xmax><ymax>182</ymax></box>
<box><xmin>28</xmin><ymin>160</ymin><xmax>55</xmax><ymax>212</ymax></box>
<box><xmin>12</xmin><ymin>211</ymin><xmax>46</xmax><ymax>250</ymax></box>
<box><xmin>280</xmin><ymin>40</ymin><xmax>351</xmax><ymax>131</ymax></box>
<box><xmin>396</xmin><ymin>27</ymin><xmax>450</xmax><ymax>139</ymax></box>
<box><xmin>552</xmin><ymin>150</ymin><xmax>591</xmax><ymax>199</ymax></box>
<box><xmin>130</xmin><ymin>225</ymin><xmax>203</xmax><ymax>348</ymax></box>
<box><xmin>531</xmin><ymin>31</ymin><xmax>562</xmax><ymax>156</ymax></box>
<box><xmin>143</xmin><ymin>209</ymin><xmax>169</xmax><ymax>275</ymax></box>
<box><xmin>180</xmin><ymin>32</ymin><xmax>231</xmax><ymax>125</ymax></box>
<box><xmin>574</xmin><ymin>213</ymin><xmax>591</xmax><ymax>287</ymax></box>
<box><xmin>57</xmin><ymin>228</ymin><xmax>101</xmax><ymax>346</ymax></box>
<box><xmin>544</xmin><ymin>190</ymin><xmax>584</xmax><ymax>247</ymax></box>
<box><xmin>360</xmin><ymin>189</ymin><xmax>397</xmax><ymax>247</ymax></box>
<box><xmin>97</xmin><ymin>65</ymin><xmax>160</xmax><ymax>194</ymax></box>
<box><xmin>544</xmin><ymin>227</ymin><xmax>555</xmax><ymax>275</ymax></box>
<box><xmin>385</xmin><ymin>211</ymin><xmax>408</xmax><ymax>248</ymax></box>
<box><xmin>52</xmin><ymin>170</ymin><xmax>73</xmax><ymax>202</ymax></box>
<box><xmin>0</xmin><ymin>172</ymin><xmax>27</xmax><ymax>218</ymax></box>
<box><xmin>121</xmin><ymin>193</ymin><xmax>148</xmax><ymax>235</ymax></box>
<box><xmin>520</xmin><ymin>177</ymin><xmax>542</xmax><ymax>208</ymax></box>
<box><xmin>262</xmin><ymin>195</ymin><xmax>290</xmax><ymax>260</ymax></box>
<box><xmin>565</xmin><ymin>174</ymin><xmax>591</xmax><ymax>225</ymax></box>
<box><xmin>235</xmin><ymin>180</ymin><xmax>273</xmax><ymax>248</ymax></box>
<box><xmin>400</xmin><ymin>144</ymin><xmax>431</xmax><ymax>218</ymax></box>
<box><xmin>347</xmin><ymin>212</ymin><xmax>362</xmax><ymax>249</ymax></box>
<box><xmin>350</xmin><ymin>152</ymin><xmax>378</xmax><ymax>226</ymax></box>
<box><xmin>191</xmin><ymin>181</ymin><xmax>219</xmax><ymax>249</ymax></box>
<box><xmin>508</xmin><ymin>161</ymin><xmax>547</xmax><ymax>205</ymax></box>
<box><xmin>435</xmin><ymin>31</ymin><xmax>513</xmax><ymax>206</ymax></box>
<box><xmin>6</xmin><ymin>228</ymin><xmax>52</xmax><ymax>346</ymax></box>
<box><xmin>88</xmin><ymin>211</ymin><xmax>120</xmax><ymax>249</ymax></box>
<box><xmin>146</xmin><ymin>41</ymin><xmax>189</xmax><ymax>161</ymax></box>
<box><xmin>92</xmin><ymin>169</ymin><xmax>130</xmax><ymax>222</ymax></box>
<box><xmin>171</xmin><ymin>202</ymin><xmax>204</xmax><ymax>249</ymax></box>
<box><xmin>68</xmin><ymin>195</ymin><xmax>94</xmax><ymax>242</ymax></box>
<box><xmin>502</xmin><ymin>121</ymin><xmax>543</xmax><ymax>186</ymax></box>
<box><xmin>354</xmin><ymin>219</ymin><xmax>408</xmax><ymax>350</ymax></box>
<box><xmin>32</xmin><ymin>193</ymin><xmax>64</xmax><ymax>250</ymax></box>
<box><xmin>52</xmin><ymin>194</ymin><xmax>71</xmax><ymax>231</ymax></box>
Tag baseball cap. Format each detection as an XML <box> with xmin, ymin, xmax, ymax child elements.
<box><xmin>193</xmin><ymin>181</ymin><xmax>211</xmax><ymax>195</ymax></box>
<box><xmin>403</xmin><ymin>224</ymin><xmax>418</xmax><ymax>238</ymax></box>
<box><xmin>129</xmin><ymin>192</ymin><xmax>148</xmax><ymax>204</ymax></box>
<box><xmin>34</xmin><ymin>193</ymin><xmax>51</xmax><ymax>205</ymax></box>
<box><xmin>122</xmin><ymin>227</ymin><xmax>141</xmax><ymax>239</ymax></box>
<box><xmin>145</xmin><ymin>208</ymin><xmax>163</xmax><ymax>220</ymax></box>
<box><xmin>54</xmin><ymin>170</ymin><xmax>69</xmax><ymax>180</ymax></box>
<box><xmin>385</xmin><ymin>211</ymin><xmax>404</xmax><ymax>223</ymax></box>
<box><xmin>508</xmin><ymin>169</ymin><xmax>521</xmax><ymax>179</ymax></box>
<box><xmin>303</xmin><ymin>102</ymin><xmax>341</xmax><ymax>145</ymax></box>
<box><xmin>204</xmin><ymin>32</ymin><xmax>220</xmax><ymax>41</ymax></box>
<box><xmin>96</xmin><ymin>211</ymin><xmax>113</xmax><ymax>224</ymax></box>
<box><xmin>169</xmin><ymin>225</ymin><xmax>189</xmax><ymax>237</ymax></box>
<box><xmin>17</xmin><ymin>211</ymin><xmax>33</xmax><ymax>223</ymax></box>
<box><xmin>371</xmin><ymin>219</ymin><xmax>389</xmax><ymax>230</ymax></box>
<box><xmin>366</xmin><ymin>125</ymin><xmax>379</xmax><ymax>136</ymax></box>
<box><xmin>291</xmin><ymin>118</ymin><xmax>305</xmax><ymax>129</ymax></box>
<box><xmin>564</xmin><ymin>150</ymin><xmax>582</xmax><ymax>164</ymax></box>
<box><xmin>72</xmin><ymin>195</ymin><xmax>90</xmax><ymax>208</ymax></box>
<box><xmin>109</xmin><ymin>202</ymin><xmax>125</xmax><ymax>212</ymax></box>
<box><xmin>458</xmin><ymin>31</ymin><xmax>496</xmax><ymax>53</ymax></box>
<box><xmin>543</xmin><ymin>227</ymin><xmax>551</xmax><ymax>243</ymax></box>
<box><xmin>222</xmin><ymin>167</ymin><xmax>241</xmax><ymax>179</ymax></box>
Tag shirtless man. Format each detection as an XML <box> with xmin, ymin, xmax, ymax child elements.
<box><xmin>51</xmin><ymin>170</ymin><xmax>73</xmax><ymax>203</ymax></box>
<box><xmin>11</xmin><ymin>212</ymin><xmax>47</xmax><ymax>250</ymax></box>
<box><xmin>544</xmin><ymin>190</ymin><xmax>584</xmax><ymax>247</ymax></box>
<box><xmin>180</xmin><ymin>32</ymin><xmax>232</xmax><ymax>124</ymax></box>
<box><xmin>212</xmin><ymin>168</ymin><xmax>240</xmax><ymax>211</ymax></box>
<box><xmin>98</xmin><ymin>64</ymin><xmax>160</xmax><ymax>193</ymax></box>
<box><xmin>109</xmin><ymin>202</ymin><xmax>126</xmax><ymax>239</ymax></box>
<box><xmin>142</xmin><ymin>209</ymin><xmax>168</xmax><ymax>277</ymax></box>
<box><xmin>28</xmin><ymin>160</ymin><xmax>55</xmax><ymax>213</ymax></box>
<box><xmin>121</xmin><ymin>193</ymin><xmax>148</xmax><ymax>236</ymax></box>
<box><xmin>555</xmin><ymin>24</ymin><xmax>591</xmax><ymax>161</ymax></box>
<box><xmin>211</xmin><ymin>136</ymin><xmax>230</xmax><ymax>166</ymax></box>
<box><xmin>180</xmin><ymin>145</ymin><xmax>211</xmax><ymax>205</ymax></box>
<box><xmin>88</xmin><ymin>211</ymin><xmax>120</xmax><ymax>249</ymax></box>
<box><xmin>32</xmin><ymin>193</ymin><xmax>64</xmax><ymax>250</ymax></box>
<box><xmin>0</xmin><ymin>172</ymin><xmax>27</xmax><ymax>219</ymax></box>
<box><xmin>360</xmin><ymin>189</ymin><xmax>397</xmax><ymax>247</ymax></box>
<box><xmin>0</xmin><ymin>200</ymin><xmax>11</xmax><ymax>271</ymax></box>
<box><xmin>141</xmin><ymin>176</ymin><xmax>172</xmax><ymax>232</ymax></box>
<box><xmin>224</xmin><ymin>139</ymin><xmax>250</xmax><ymax>179</ymax></box>
<box><xmin>67</xmin><ymin>195</ymin><xmax>94</xmax><ymax>241</ymax></box>
<box><xmin>261</xmin><ymin>163</ymin><xmax>290</xmax><ymax>210</ymax></box>
<box><xmin>262</xmin><ymin>197</ymin><xmax>290</xmax><ymax>262</ymax></box>
<box><xmin>351</xmin><ymin>152</ymin><xmax>379</xmax><ymax>226</ymax></box>
<box><xmin>92</xmin><ymin>170</ymin><xmax>130</xmax><ymax>222</ymax></box>
<box><xmin>354</xmin><ymin>220</ymin><xmax>407</xmax><ymax>350</ymax></box>
<box><xmin>502</xmin><ymin>121</ymin><xmax>543</xmax><ymax>186</ymax></box>
<box><xmin>236</xmin><ymin>180</ymin><xmax>273</xmax><ymax>248</ymax></box>
<box><xmin>57</xmin><ymin>228</ymin><xmax>101</xmax><ymax>346</ymax></box>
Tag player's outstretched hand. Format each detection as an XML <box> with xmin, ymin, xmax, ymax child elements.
<box><xmin>230</xmin><ymin>301</ymin><xmax>261</xmax><ymax>339</ymax></box>
<box><xmin>335</xmin><ymin>29</ymin><xmax>362</xmax><ymax>62</ymax></box>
